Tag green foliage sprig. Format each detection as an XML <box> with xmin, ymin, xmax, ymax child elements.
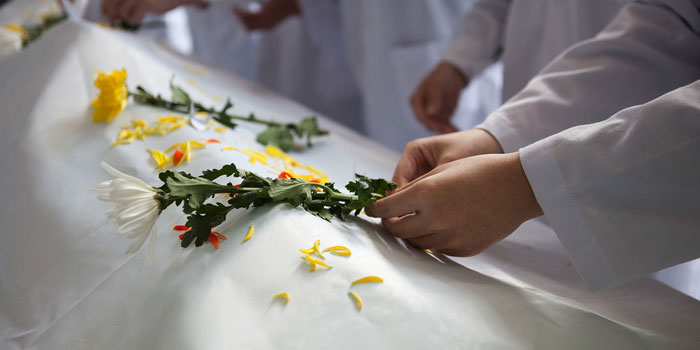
<box><xmin>21</xmin><ymin>12</ymin><xmax>68</xmax><ymax>47</ymax></box>
<box><xmin>129</xmin><ymin>79</ymin><xmax>328</xmax><ymax>151</ymax></box>
<box><xmin>154</xmin><ymin>163</ymin><xmax>396</xmax><ymax>248</ymax></box>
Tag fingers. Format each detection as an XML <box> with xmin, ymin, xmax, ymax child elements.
<box><xmin>102</xmin><ymin>0</ymin><xmax>119</xmax><ymax>21</ymax></box>
<box><xmin>120</xmin><ymin>0</ymin><xmax>139</xmax><ymax>23</ymax></box>
<box><xmin>381</xmin><ymin>215</ymin><xmax>426</xmax><ymax>239</ymax></box>
<box><xmin>407</xmin><ymin>233</ymin><xmax>443</xmax><ymax>250</ymax></box>
<box><xmin>365</xmin><ymin>186</ymin><xmax>421</xmax><ymax>219</ymax></box>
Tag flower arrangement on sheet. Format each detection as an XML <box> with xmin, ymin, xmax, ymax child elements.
<box><xmin>89</xmin><ymin>68</ymin><xmax>395</xmax><ymax>311</ymax></box>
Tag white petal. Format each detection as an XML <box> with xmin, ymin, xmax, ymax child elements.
<box><xmin>147</xmin><ymin>223</ymin><xmax>158</xmax><ymax>262</ymax></box>
<box><xmin>100</xmin><ymin>162</ymin><xmax>153</xmax><ymax>190</ymax></box>
<box><xmin>126</xmin><ymin>228</ymin><xmax>150</xmax><ymax>254</ymax></box>
<box><xmin>119</xmin><ymin>206</ymin><xmax>158</xmax><ymax>235</ymax></box>
<box><xmin>115</xmin><ymin>199</ymin><xmax>157</xmax><ymax>218</ymax></box>
<box><xmin>109</xmin><ymin>192</ymin><xmax>155</xmax><ymax>205</ymax></box>
<box><xmin>116</xmin><ymin>203</ymin><xmax>157</xmax><ymax>226</ymax></box>
<box><xmin>90</xmin><ymin>180</ymin><xmax>114</xmax><ymax>193</ymax></box>
<box><xmin>126</xmin><ymin>212</ymin><xmax>158</xmax><ymax>254</ymax></box>
<box><xmin>111</xmin><ymin>181</ymin><xmax>154</xmax><ymax>195</ymax></box>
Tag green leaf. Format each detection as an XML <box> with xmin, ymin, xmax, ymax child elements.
<box><xmin>201</xmin><ymin>163</ymin><xmax>240</xmax><ymax>181</ymax></box>
<box><xmin>212</xmin><ymin>114</ymin><xmax>237</xmax><ymax>129</ymax></box>
<box><xmin>182</xmin><ymin>203</ymin><xmax>231</xmax><ymax>247</ymax></box>
<box><xmin>169</xmin><ymin>77</ymin><xmax>192</xmax><ymax>105</ymax></box>
<box><xmin>256</xmin><ymin>125</ymin><xmax>295</xmax><ymax>152</ymax></box>
<box><xmin>267</xmin><ymin>178</ymin><xmax>315</xmax><ymax>207</ymax></box>
<box><xmin>296</xmin><ymin>117</ymin><xmax>329</xmax><ymax>146</ymax></box>
<box><xmin>166</xmin><ymin>172</ymin><xmax>228</xmax><ymax>211</ymax></box>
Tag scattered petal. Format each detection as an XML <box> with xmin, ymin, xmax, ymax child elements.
<box><xmin>173</xmin><ymin>149</ymin><xmax>184</xmax><ymax>166</ymax></box>
<box><xmin>348</xmin><ymin>291</ymin><xmax>363</xmax><ymax>310</ymax></box>
<box><xmin>351</xmin><ymin>276</ymin><xmax>384</xmax><ymax>286</ymax></box>
<box><xmin>323</xmin><ymin>246</ymin><xmax>352</xmax><ymax>257</ymax></box>
<box><xmin>273</xmin><ymin>292</ymin><xmax>289</xmax><ymax>305</ymax></box>
<box><xmin>242</xmin><ymin>224</ymin><xmax>254</xmax><ymax>242</ymax></box>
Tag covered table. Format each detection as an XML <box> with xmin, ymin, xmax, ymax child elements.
<box><xmin>0</xmin><ymin>18</ymin><xmax>699</xmax><ymax>349</ymax></box>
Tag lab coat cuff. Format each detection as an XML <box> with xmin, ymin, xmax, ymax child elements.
<box><xmin>520</xmin><ymin>138</ymin><xmax>619</xmax><ymax>291</ymax></box>
<box><xmin>475</xmin><ymin>112</ymin><xmax>522</xmax><ymax>153</ymax></box>
<box><xmin>441</xmin><ymin>43</ymin><xmax>490</xmax><ymax>81</ymax></box>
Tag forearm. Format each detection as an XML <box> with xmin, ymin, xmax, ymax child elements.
<box><xmin>478</xmin><ymin>0</ymin><xmax>700</xmax><ymax>153</ymax></box>
<box><xmin>442</xmin><ymin>0</ymin><xmax>511</xmax><ymax>80</ymax></box>
<box><xmin>520</xmin><ymin>80</ymin><xmax>700</xmax><ymax>290</ymax></box>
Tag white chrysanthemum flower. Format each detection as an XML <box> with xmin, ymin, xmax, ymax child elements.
<box><xmin>91</xmin><ymin>162</ymin><xmax>161</xmax><ymax>258</ymax></box>
<box><xmin>0</xmin><ymin>28</ymin><xmax>22</xmax><ymax>61</ymax></box>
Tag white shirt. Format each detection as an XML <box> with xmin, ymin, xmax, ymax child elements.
<box><xmin>299</xmin><ymin>0</ymin><xmax>501</xmax><ymax>151</ymax></box>
<box><xmin>443</xmin><ymin>0</ymin><xmax>631</xmax><ymax>102</ymax></box>
<box><xmin>479</xmin><ymin>0</ymin><xmax>700</xmax><ymax>291</ymax></box>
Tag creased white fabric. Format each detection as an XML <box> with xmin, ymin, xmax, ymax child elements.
<box><xmin>0</xmin><ymin>18</ymin><xmax>699</xmax><ymax>350</ymax></box>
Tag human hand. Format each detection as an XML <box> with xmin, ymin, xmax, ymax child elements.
<box><xmin>410</xmin><ymin>61</ymin><xmax>469</xmax><ymax>134</ymax></box>
<box><xmin>366</xmin><ymin>152</ymin><xmax>543</xmax><ymax>256</ymax></box>
<box><xmin>101</xmin><ymin>0</ymin><xmax>201</xmax><ymax>23</ymax></box>
<box><xmin>393</xmin><ymin>128</ymin><xmax>503</xmax><ymax>187</ymax></box>
<box><xmin>233</xmin><ymin>0</ymin><xmax>300</xmax><ymax>31</ymax></box>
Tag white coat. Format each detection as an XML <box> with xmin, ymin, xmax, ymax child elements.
<box><xmin>443</xmin><ymin>0</ymin><xmax>631</xmax><ymax>103</ymax></box>
<box><xmin>185</xmin><ymin>1</ymin><xmax>364</xmax><ymax>132</ymax></box>
<box><xmin>478</xmin><ymin>0</ymin><xmax>700</xmax><ymax>292</ymax></box>
<box><xmin>298</xmin><ymin>0</ymin><xmax>502</xmax><ymax>151</ymax></box>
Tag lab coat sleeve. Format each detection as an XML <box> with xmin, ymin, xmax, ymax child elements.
<box><xmin>441</xmin><ymin>0</ymin><xmax>511</xmax><ymax>80</ymax></box>
<box><xmin>477</xmin><ymin>0</ymin><xmax>700</xmax><ymax>153</ymax></box>
<box><xmin>519</xmin><ymin>80</ymin><xmax>700</xmax><ymax>291</ymax></box>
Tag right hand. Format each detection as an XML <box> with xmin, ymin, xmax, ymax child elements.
<box><xmin>393</xmin><ymin>129</ymin><xmax>503</xmax><ymax>187</ymax></box>
<box><xmin>410</xmin><ymin>61</ymin><xmax>469</xmax><ymax>134</ymax></box>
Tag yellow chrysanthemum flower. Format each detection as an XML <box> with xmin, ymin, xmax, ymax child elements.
<box><xmin>91</xmin><ymin>68</ymin><xmax>128</xmax><ymax>122</ymax></box>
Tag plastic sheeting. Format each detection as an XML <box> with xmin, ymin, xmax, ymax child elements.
<box><xmin>0</xmin><ymin>19</ymin><xmax>699</xmax><ymax>349</ymax></box>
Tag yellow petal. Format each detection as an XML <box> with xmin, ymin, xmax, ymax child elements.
<box><xmin>348</xmin><ymin>291</ymin><xmax>363</xmax><ymax>310</ymax></box>
<box><xmin>168</xmin><ymin>122</ymin><xmax>184</xmax><ymax>132</ymax></box>
<box><xmin>111</xmin><ymin>140</ymin><xmax>131</xmax><ymax>146</ymax></box>
<box><xmin>132</xmin><ymin>119</ymin><xmax>147</xmax><ymax>128</ymax></box>
<box><xmin>242</xmin><ymin>224</ymin><xmax>254</xmax><ymax>242</ymax></box>
<box><xmin>351</xmin><ymin>276</ymin><xmax>383</xmax><ymax>286</ymax></box>
<box><xmin>182</xmin><ymin>140</ymin><xmax>192</xmax><ymax>162</ymax></box>
<box><xmin>301</xmin><ymin>255</ymin><xmax>317</xmax><ymax>272</ymax></box>
<box><xmin>165</xmin><ymin>143</ymin><xmax>180</xmax><ymax>153</ymax></box>
<box><xmin>322</xmin><ymin>246</ymin><xmax>352</xmax><ymax>257</ymax></box>
<box><xmin>313</xmin><ymin>239</ymin><xmax>324</xmax><ymax>259</ymax></box>
<box><xmin>148</xmin><ymin>149</ymin><xmax>170</xmax><ymax>169</ymax></box>
<box><xmin>221</xmin><ymin>146</ymin><xmax>234</xmax><ymax>151</ymax></box>
<box><xmin>264</xmin><ymin>145</ymin><xmax>288</xmax><ymax>159</ymax></box>
<box><xmin>118</xmin><ymin>129</ymin><xmax>133</xmax><ymax>140</ymax></box>
<box><xmin>272</xmin><ymin>293</ymin><xmax>289</xmax><ymax>305</ymax></box>
<box><xmin>190</xmin><ymin>140</ymin><xmax>206</xmax><ymax>148</ymax></box>
<box><xmin>215</xmin><ymin>126</ymin><xmax>228</xmax><ymax>133</ymax></box>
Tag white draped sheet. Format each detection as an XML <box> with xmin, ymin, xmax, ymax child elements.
<box><xmin>0</xmin><ymin>20</ymin><xmax>698</xmax><ymax>349</ymax></box>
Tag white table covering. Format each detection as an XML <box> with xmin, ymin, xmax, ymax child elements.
<box><xmin>0</xmin><ymin>19</ymin><xmax>699</xmax><ymax>349</ymax></box>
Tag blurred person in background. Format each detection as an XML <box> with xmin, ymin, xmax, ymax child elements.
<box><xmin>411</xmin><ymin>0</ymin><xmax>631</xmax><ymax>134</ymax></box>
<box><xmin>99</xmin><ymin>0</ymin><xmax>502</xmax><ymax>151</ymax></box>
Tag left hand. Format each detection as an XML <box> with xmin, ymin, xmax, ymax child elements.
<box><xmin>366</xmin><ymin>153</ymin><xmax>543</xmax><ymax>256</ymax></box>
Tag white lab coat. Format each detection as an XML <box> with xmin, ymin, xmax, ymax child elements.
<box><xmin>299</xmin><ymin>0</ymin><xmax>501</xmax><ymax>151</ymax></box>
<box><xmin>443</xmin><ymin>0</ymin><xmax>631</xmax><ymax>102</ymax></box>
<box><xmin>478</xmin><ymin>0</ymin><xmax>700</xmax><ymax>291</ymax></box>
<box><xmin>186</xmin><ymin>2</ymin><xmax>363</xmax><ymax>132</ymax></box>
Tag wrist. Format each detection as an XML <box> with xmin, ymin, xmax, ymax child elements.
<box><xmin>503</xmin><ymin>152</ymin><xmax>543</xmax><ymax>222</ymax></box>
<box><xmin>439</xmin><ymin>61</ymin><xmax>469</xmax><ymax>88</ymax></box>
